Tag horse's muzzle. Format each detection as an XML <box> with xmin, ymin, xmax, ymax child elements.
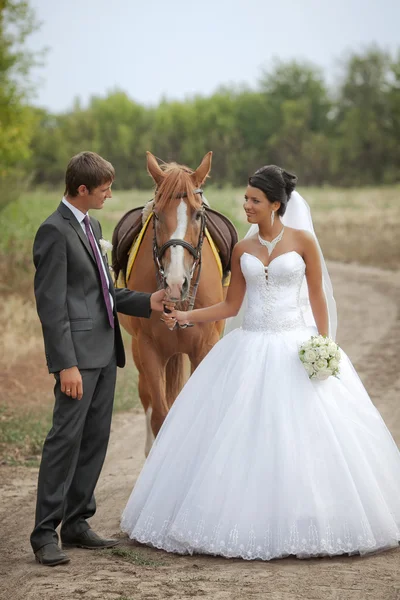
<box><xmin>165</xmin><ymin>276</ymin><xmax>189</xmax><ymax>303</ymax></box>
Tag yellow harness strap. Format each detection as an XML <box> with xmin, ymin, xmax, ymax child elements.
<box><xmin>115</xmin><ymin>212</ymin><xmax>153</xmax><ymax>288</ymax></box>
<box><xmin>204</xmin><ymin>228</ymin><xmax>223</xmax><ymax>280</ymax></box>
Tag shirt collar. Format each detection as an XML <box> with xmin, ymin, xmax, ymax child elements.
<box><xmin>62</xmin><ymin>197</ymin><xmax>88</xmax><ymax>224</ymax></box>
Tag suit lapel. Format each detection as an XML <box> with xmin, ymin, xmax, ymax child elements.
<box><xmin>69</xmin><ymin>218</ymin><xmax>96</xmax><ymax>264</ymax></box>
<box><xmin>58</xmin><ymin>202</ymin><xmax>96</xmax><ymax>264</ymax></box>
<box><xmin>90</xmin><ymin>217</ymin><xmax>116</xmax><ymax>301</ymax></box>
<box><xmin>91</xmin><ymin>218</ymin><xmax>107</xmax><ymax>269</ymax></box>
<box><xmin>90</xmin><ymin>219</ymin><xmax>102</xmax><ymax>252</ymax></box>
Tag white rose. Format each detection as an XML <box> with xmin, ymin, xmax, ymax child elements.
<box><xmin>328</xmin><ymin>342</ymin><xmax>338</xmax><ymax>354</ymax></box>
<box><xmin>99</xmin><ymin>238</ymin><xmax>113</xmax><ymax>256</ymax></box>
<box><xmin>328</xmin><ymin>359</ymin><xmax>339</xmax><ymax>371</ymax></box>
<box><xmin>335</xmin><ymin>350</ymin><xmax>341</xmax><ymax>361</ymax></box>
<box><xmin>316</xmin><ymin>358</ymin><xmax>328</xmax><ymax>370</ymax></box>
<box><xmin>316</xmin><ymin>368</ymin><xmax>333</xmax><ymax>381</ymax></box>
<box><xmin>304</xmin><ymin>363</ymin><xmax>315</xmax><ymax>377</ymax></box>
<box><xmin>318</xmin><ymin>348</ymin><xmax>329</xmax><ymax>359</ymax></box>
<box><xmin>301</xmin><ymin>340</ymin><xmax>312</xmax><ymax>350</ymax></box>
<box><xmin>304</xmin><ymin>350</ymin><xmax>317</xmax><ymax>363</ymax></box>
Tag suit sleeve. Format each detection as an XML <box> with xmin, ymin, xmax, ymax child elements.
<box><xmin>115</xmin><ymin>288</ymin><xmax>152</xmax><ymax>318</ymax></box>
<box><xmin>33</xmin><ymin>223</ymin><xmax>78</xmax><ymax>373</ymax></box>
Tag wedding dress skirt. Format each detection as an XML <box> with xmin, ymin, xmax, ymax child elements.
<box><xmin>121</xmin><ymin>252</ymin><xmax>400</xmax><ymax>560</ymax></box>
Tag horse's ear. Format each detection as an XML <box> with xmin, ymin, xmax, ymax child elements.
<box><xmin>191</xmin><ymin>151</ymin><xmax>212</xmax><ymax>187</ymax></box>
<box><xmin>146</xmin><ymin>151</ymin><xmax>165</xmax><ymax>186</ymax></box>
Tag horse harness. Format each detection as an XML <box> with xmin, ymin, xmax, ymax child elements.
<box><xmin>152</xmin><ymin>188</ymin><xmax>206</xmax><ymax>328</ymax></box>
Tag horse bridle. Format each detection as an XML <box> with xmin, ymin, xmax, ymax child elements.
<box><xmin>152</xmin><ymin>188</ymin><xmax>207</xmax><ymax>328</ymax></box>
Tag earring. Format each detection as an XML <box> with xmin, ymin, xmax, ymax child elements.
<box><xmin>271</xmin><ymin>210</ymin><xmax>275</xmax><ymax>227</ymax></box>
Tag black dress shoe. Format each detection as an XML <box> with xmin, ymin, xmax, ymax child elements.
<box><xmin>35</xmin><ymin>543</ymin><xmax>70</xmax><ymax>566</ymax></box>
<box><xmin>61</xmin><ymin>529</ymin><xmax>119</xmax><ymax>549</ymax></box>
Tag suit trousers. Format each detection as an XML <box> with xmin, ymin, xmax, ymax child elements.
<box><xmin>30</xmin><ymin>352</ymin><xmax>117</xmax><ymax>552</ymax></box>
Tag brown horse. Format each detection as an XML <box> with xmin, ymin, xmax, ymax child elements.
<box><xmin>118</xmin><ymin>152</ymin><xmax>226</xmax><ymax>455</ymax></box>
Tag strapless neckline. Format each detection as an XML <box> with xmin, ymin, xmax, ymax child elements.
<box><xmin>241</xmin><ymin>250</ymin><xmax>304</xmax><ymax>269</ymax></box>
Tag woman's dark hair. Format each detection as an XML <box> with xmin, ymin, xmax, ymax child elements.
<box><xmin>248</xmin><ymin>165</ymin><xmax>297</xmax><ymax>216</ymax></box>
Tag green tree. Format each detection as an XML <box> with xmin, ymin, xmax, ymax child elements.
<box><xmin>387</xmin><ymin>51</ymin><xmax>400</xmax><ymax>182</ymax></box>
<box><xmin>259</xmin><ymin>60</ymin><xmax>331</xmax><ymax>132</ymax></box>
<box><xmin>259</xmin><ymin>60</ymin><xmax>332</xmax><ymax>183</ymax></box>
<box><xmin>0</xmin><ymin>0</ymin><xmax>41</xmax><ymax>208</ymax></box>
<box><xmin>333</xmin><ymin>47</ymin><xmax>395</xmax><ymax>185</ymax></box>
<box><xmin>27</xmin><ymin>47</ymin><xmax>400</xmax><ymax>191</ymax></box>
<box><xmin>89</xmin><ymin>91</ymin><xmax>158</xmax><ymax>189</ymax></box>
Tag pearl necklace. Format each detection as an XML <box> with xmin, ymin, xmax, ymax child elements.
<box><xmin>258</xmin><ymin>227</ymin><xmax>285</xmax><ymax>256</ymax></box>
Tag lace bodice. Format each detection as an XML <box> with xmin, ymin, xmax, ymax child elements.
<box><xmin>241</xmin><ymin>251</ymin><xmax>307</xmax><ymax>333</ymax></box>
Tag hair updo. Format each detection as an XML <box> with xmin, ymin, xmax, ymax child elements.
<box><xmin>248</xmin><ymin>165</ymin><xmax>297</xmax><ymax>216</ymax></box>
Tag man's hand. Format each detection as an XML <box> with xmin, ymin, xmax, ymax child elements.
<box><xmin>60</xmin><ymin>366</ymin><xmax>83</xmax><ymax>400</ymax></box>
<box><xmin>150</xmin><ymin>289</ymin><xmax>175</xmax><ymax>312</ymax></box>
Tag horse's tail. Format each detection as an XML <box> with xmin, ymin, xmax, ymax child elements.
<box><xmin>165</xmin><ymin>353</ymin><xmax>188</xmax><ymax>409</ymax></box>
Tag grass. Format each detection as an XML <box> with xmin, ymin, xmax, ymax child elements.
<box><xmin>0</xmin><ymin>363</ymin><xmax>140</xmax><ymax>467</ymax></box>
<box><xmin>0</xmin><ymin>405</ymin><xmax>52</xmax><ymax>466</ymax></box>
<box><xmin>1</xmin><ymin>184</ymin><xmax>399</xmax><ymax>272</ymax></box>
<box><xmin>0</xmin><ymin>343</ymin><xmax>140</xmax><ymax>467</ymax></box>
<box><xmin>1</xmin><ymin>184</ymin><xmax>399</xmax><ymax>464</ymax></box>
<box><xmin>113</xmin><ymin>328</ymin><xmax>141</xmax><ymax>414</ymax></box>
<box><xmin>304</xmin><ymin>184</ymin><xmax>400</xmax><ymax>211</ymax></box>
<box><xmin>103</xmin><ymin>545</ymin><xmax>166</xmax><ymax>567</ymax></box>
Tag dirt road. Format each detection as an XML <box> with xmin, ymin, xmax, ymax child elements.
<box><xmin>1</xmin><ymin>262</ymin><xmax>399</xmax><ymax>600</ymax></box>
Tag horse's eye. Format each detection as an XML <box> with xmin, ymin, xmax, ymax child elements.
<box><xmin>195</xmin><ymin>211</ymin><xmax>202</xmax><ymax>221</ymax></box>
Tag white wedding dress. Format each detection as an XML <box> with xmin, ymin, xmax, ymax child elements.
<box><xmin>121</xmin><ymin>250</ymin><xmax>400</xmax><ymax>560</ymax></box>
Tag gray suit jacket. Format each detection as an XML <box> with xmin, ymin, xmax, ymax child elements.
<box><xmin>33</xmin><ymin>202</ymin><xmax>151</xmax><ymax>373</ymax></box>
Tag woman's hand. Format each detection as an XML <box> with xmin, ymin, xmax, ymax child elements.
<box><xmin>164</xmin><ymin>309</ymin><xmax>191</xmax><ymax>327</ymax></box>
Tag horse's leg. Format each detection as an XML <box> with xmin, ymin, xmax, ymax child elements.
<box><xmin>139</xmin><ymin>372</ymin><xmax>155</xmax><ymax>457</ymax></box>
<box><xmin>215</xmin><ymin>318</ymin><xmax>225</xmax><ymax>337</ymax></box>
<box><xmin>137</xmin><ymin>337</ymin><xmax>168</xmax><ymax>438</ymax></box>
<box><xmin>132</xmin><ymin>339</ymin><xmax>154</xmax><ymax>457</ymax></box>
<box><xmin>189</xmin><ymin>326</ymin><xmax>221</xmax><ymax>372</ymax></box>
<box><xmin>165</xmin><ymin>354</ymin><xmax>189</xmax><ymax>409</ymax></box>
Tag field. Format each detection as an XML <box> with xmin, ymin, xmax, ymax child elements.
<box><xmin>0</xmin><ymin>186</ymin><xmax>399</xmax><ymax>599</ymax></box>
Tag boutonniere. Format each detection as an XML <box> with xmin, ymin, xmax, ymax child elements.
<box><xmin>99</xmin><ymin>238</ymin><xmax>113</xmax><ymax>256</ymax></box>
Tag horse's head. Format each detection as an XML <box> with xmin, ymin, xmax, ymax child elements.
<box><xmin>147</xmin><ymin>151</ymin><xmax>212</xmax><ymax>302</ymax></box>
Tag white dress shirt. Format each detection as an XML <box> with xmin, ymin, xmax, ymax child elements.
<box><xmin>62</xmin><ymin>197</ymin><xmax>114</xmax><ymax>310</ymax></box>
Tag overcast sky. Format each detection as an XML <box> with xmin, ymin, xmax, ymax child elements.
<box><xmin>27</xmin><ymin>0</ymin><xmax>400</xmax><ymax>113</ymax></box>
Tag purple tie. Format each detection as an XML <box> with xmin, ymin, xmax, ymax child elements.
<box><xmin>83</xmin><ymin>215</ymin><xmax>114</xmax><ymax>329</ymax></box>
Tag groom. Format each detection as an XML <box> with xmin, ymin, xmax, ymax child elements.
<box><xmin>31</xmin><ymin>151</ymin><xmax>168</xmax><ymax>566</ymax></box>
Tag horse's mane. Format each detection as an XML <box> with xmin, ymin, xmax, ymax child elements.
<box><xmin>154</xmin><ymin>163</ymin><xmax>203</xmax><ymax>212</ymax></box>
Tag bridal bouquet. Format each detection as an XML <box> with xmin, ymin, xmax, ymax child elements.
<box><xmin>299</xmin><ymin>335</ymin><xmax>341</xmax><ymax>380</ymax></box>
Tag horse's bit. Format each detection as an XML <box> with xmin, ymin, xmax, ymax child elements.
<box><xmin>152</xmin><ymin>188</ymin><xmax>206</xmax><ymax>329</ymax></box>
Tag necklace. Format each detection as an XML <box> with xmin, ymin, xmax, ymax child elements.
<box><xmin>258</xmin><ymin>227</ymin><xmax>285</xmax><ymax>256</ymax></box>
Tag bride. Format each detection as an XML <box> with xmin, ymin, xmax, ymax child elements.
<box><xmin>121</xmin><ymin>165</ymin><xmax>400</xmax><ymax>560</ymax></box>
